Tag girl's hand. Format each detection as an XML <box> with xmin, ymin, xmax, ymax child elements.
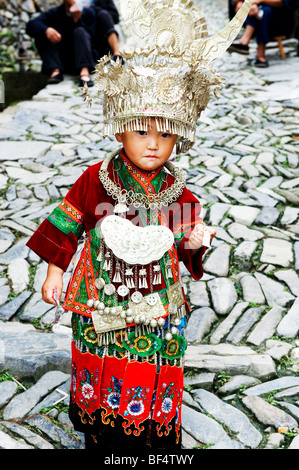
<box><xmin>41</xmin><ymin>262</ymin><xmax>64</xmax><ymax>305</ymax></box>
<box><xmin>188</xmin><ymin>224</ymin><xmax>216</xmax><ymax>251</ymax></box>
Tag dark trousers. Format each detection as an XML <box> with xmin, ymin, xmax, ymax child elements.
<box><xmin>35</xmin><ymin>26</ymin><xmax>96</xmax><ymax>75</ymax></box>
<box><xmin>94</xmin><ymin>9</ymin><xmax>119</xmax><ymax>58</ymax></box>
<box><xmin>245</xmin><ymin>6</ymin><xmax>294</xmax><ymax>44</ymax></box>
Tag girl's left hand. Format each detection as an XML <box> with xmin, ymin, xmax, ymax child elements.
<box><xmin>188</xmin><ymin>224</ymin><xmax>216</xmax><ymax>250</ymax></box>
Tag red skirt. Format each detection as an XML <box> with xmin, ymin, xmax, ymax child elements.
<box><xmin>69</xmin><ymin>315</ymin><xmax>186</xmax><ymax>449</ymax></box>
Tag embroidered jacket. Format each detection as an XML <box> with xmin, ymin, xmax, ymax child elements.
<box><xmin>26</xmin><ymin>151</ymin><xmax>205</xmax><ymax>323</ymax></box>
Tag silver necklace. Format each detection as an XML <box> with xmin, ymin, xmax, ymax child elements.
<box><xmin>99</xmin><ymin>148</ymin><xmax>186</xmax><ymax>210</ymax></box>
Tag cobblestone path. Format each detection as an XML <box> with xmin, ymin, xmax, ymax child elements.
<box><xmin>0</xmin><ymin>0</ymin><xmax>299</xmax><ymax>450</ymax></box>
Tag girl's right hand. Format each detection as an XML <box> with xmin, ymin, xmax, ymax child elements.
<box><xmin>41</xmin><ymin>263</ymin><xmax>64</xmax><ymax>305</ymax></box>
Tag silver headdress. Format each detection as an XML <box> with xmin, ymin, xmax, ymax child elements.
<box><xmin>83</xmin><ymin>0</ymin><xmax>253</xmax><ymax>153</ymax></box>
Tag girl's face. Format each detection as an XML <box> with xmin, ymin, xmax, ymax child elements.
<box><xmin>115</xmin><ymin>118</ymin><xmax>177</xmax><ymax>171</ymax></box>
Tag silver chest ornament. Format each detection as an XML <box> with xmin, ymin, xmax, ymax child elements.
<box><xmin>86</xmin><ymin>215</ymin><xmax>185</xmax><ymax>337</ymax></box>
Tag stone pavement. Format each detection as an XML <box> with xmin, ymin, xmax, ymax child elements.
<box><xmin>0</xmin><ymin>0</ymin><xmax>299</xmax><ymax>450</ymax></box>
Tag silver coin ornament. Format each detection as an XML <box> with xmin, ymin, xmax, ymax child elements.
<box><xmin>117</xmin><ymin>284</ymin><xmax>130</xmax><ymax>297</ymax></box>
<box><xmin>146</xmin><ymin>294</ymin><xmax>157</xmax><ymax>306</ymax></box>
<box><xmin>131</xmin><ymin>291</ymin><xmax>143</xmax><ymax>304</ymax></box>
<box><xmin>95</xmin><ymin>277</ymin><xmax>105</xmax><ymax>289</ymax></box>
<box><xmin>104</xmin><ymin>283</ymin><xmax>116</xmax><ymax>296</ymax></box>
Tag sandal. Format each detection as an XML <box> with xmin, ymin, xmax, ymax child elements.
<box><xmin>227</xmin><ymin>43</ymin><xmax>249</xmax><ymax>55</ymax></box>
<box><xmin>47</xmin><ymin>72</ymin><xmax>64</xmax><ymax>84</ymax></box>
<box><xmin>254</xmin><ymin>58</ymin><xmax>269</xmax><ymax>68</ymax></box>
<box><xmin>79</xmin><ymin>74</ymin><xmax>94</xmax><ymax>87</ymax></box>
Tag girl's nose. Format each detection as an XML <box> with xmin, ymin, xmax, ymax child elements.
<box><xmin>147</xmin><ymin>134</ymin><xmax>159</xmax><ymax>150</ymax></box>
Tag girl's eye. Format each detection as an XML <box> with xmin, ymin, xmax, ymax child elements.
<box><xmin>161</xmin><ymin>133</ymin><xmax>171</xmax><ymax>138</ymax></box>
<box><xmin>136</xmin><ymin>130</ymin><xmax>147</xmax><ymax>136</ymax></box>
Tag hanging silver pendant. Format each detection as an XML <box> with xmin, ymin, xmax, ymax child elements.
<box><xmin>139</xmin><ymin>268</ymin><xmax>148</xmax><ymax>289</ymax></box>
<box><xmin>104</xmin><ymin>283</ymin><xmax>116</xmax><ymax>296</ymax></box>
<box><xmin>117</xmin><ymin>284</ymin><xmax>130</xmax><ymax>297</ymax></box>
<box><xmin>114</xmin><ymin>194</ymin><xmax>129</xmax><ymax>215</ymax></box>
<box><xmin>146</xmin><ymin>294</ymin><xmax>158</xmax><ymax>306</ymax></box>
<box><xmin>131</xmin><ymin>291</ymin><xmax>143</xmax><ymax>304</ymax></box>
<box><xmin>153</xmin><ymin>264</ymin><xmax>162</xmax><ymax>285</ymax></box>
<box><xmin>95</xmin><ymin>277</ymin><xmax>105</xmax><ymax>290</ymax></box>
<box><xmin>113</xmin><ymin>262</ymin><xmax>122</xmax><ymax>283</ymax></box>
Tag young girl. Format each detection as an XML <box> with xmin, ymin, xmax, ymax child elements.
<box><xmin>26</xmin><ymin>0</ymin><xmax>252</xmax><ymax>450</ymax></box>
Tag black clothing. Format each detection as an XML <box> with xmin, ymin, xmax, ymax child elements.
<box><xmin>90</xmin><ymin>0</ymin><xmax>120</xmax><ymax>59</ymax></box>
<box><xmin>26</xmin><ymin>4</ymin><xmax>97</xmax><ymax>74</ymax></box>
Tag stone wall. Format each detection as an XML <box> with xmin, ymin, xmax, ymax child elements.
<box><xmin>0</xmin><ymin>0</ymin><xmax>63</xmax><ymax>73</ymax></box>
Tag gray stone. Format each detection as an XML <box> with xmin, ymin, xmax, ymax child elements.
<box><xmin>281</xmin><ymin>207</ymin><xmax>299</xmax><ymax>225</ymax></box>
<box><xmin>226</xmin><ymin>307</ymin><xmax>264</xmax><ymax>345</ymax></box>
<box><xmin>0</xmin><ymin>421</ymin><xmax>54</xmax><ymax>449</ymax></box>
<box><xmin>275</xmin><ymin>386</ymin><xmax>299</xmax><ymax>400</ymax></box>
<box><xmin>184</xmin><ymin>372</ymin><xmax>215</xmax><ymax>391</ymax></box>
<box><xmin>21</xmin><ymin>296</ymin><xmax>55</xmax><ymax>322</ymax></box>
<box><xmin>3</xmin><ymin>371</ymin><xmax>70</xmax><ymax>420</ymax></box>
<box><xmin>8</xmin><ymin>258</ymin><xmax>30</xmax><ymax>294</ymax></box>
<box><xmin>264</xmin><ymin>433</ymin><xmax>285</xmax><ymax>449</ymax></box>
<box><xmin>5</xmin><ymin>166</ymin><xmax>56</xmax><ymax>185</ymax></box>
<box><xmin>265</xmin><ymin>339</ymin><xmax>293</xmax><ymax>361</ymax></box>
<box><xmin>0</xmin><ymin>141</ymin><xmax>51</xmax><ymax>161</ymax></box>
<box><xmin>33</xmin><ymin>261</ymin><xmax>49</xmax><ymax>292</ymax></box>
<box><xmin>274</xmin><ymin>269</ymin><xmax>299</xmax><ymax>296</ymax></box>
<box><xmin>0</xmin><ymin>381</ymin><xmax>18</xmax><ymax>408</ymax></box>
<box><xmin>209</xmin><ymin>302</ymin><xmax>249</xmax><ymax>344</ymax></box>
<box><xmin>0</xmin><ymin>238</ymin><xmax>30</xmax><ymax>264</ymax></box>
<box><xmin>242</xmin><ymin>395</ymin><xmax>298</xmax><ymax>429</ymax></box>
<box><xmin>276</xmin><ymin>297</ymin><xmax>299</xmax><ymax>338</ymax></box>
<box><xmin>185</xmin><ymin>345</ymin><xmax>276</xmax><ymax>379</ymax></box>
<box><xmin>254</xmin><ymin>273</ymin><xmax>295</xmax><ymax>308</ymax></box>
<box><xmin>203</xmin><ymin>243</ymin><xmax>231</xmax><ymax>276</ymax></box>
<box><xmin>247</xmin><ymin>306</ymin><xmax>285</xmax><ymax>346</ymax></box>
<box><xmin>248</xmin><ymin>188</ymin><xmax>278</xmax><ymax>207</ymax></box>
<box><xmin>243</xmin><ymin>377</ymin><xmax>299</xmax><ymax>396</ymax></box>
<box><xmin>208</xmin><ymin>277</ymin><xmax>238</xmax><ymax>315</ymax></box>
<box><xmin>233</xmin><ymin>240</ymin><xmax>258</xmax><ymax>270</ymax></box>
<box><xmin>0</xmin><ymin>290</ymin><xmax>32</xmax><ymax>321</ymax></box>
<box><xmin>25</xmin><ymin>414</ymin><xmax>84</xmax><ymax>449</ymax></box>
<box><xmin>228</xmin><ymin>205</ymin><xmax>260</xmax><ymax>226</ymax></box>
<box><xmin>217</xmin><ymin>375</ymin><xmax>261</xmax><ymax>395</ymax></box>
<box><xmin>260</xmin><ymin>238</ymin><xmax>294</xmax><ymax>267</ymax></box>
<box><xmin>0</xmin><ymin>429</ymin><xmax>33</xmax><ymax>449</ymax></box>
<box><xmin>33</xmin><ymin>185</ymin><xmax>50</xmax><ymax>202</ymax></box>
<box><xmin>30</xmin><ymin>378</ymin><xmax>71</xmax><ymax>415</ymax></box>
<box><xmin>0</xmin><ymin>285</ymin><xmax>10</xmax><ymax>306</ymax></box>
<box><xmin>240</xmin><ymin>275</ymin><xmax>265</xmax><ymax>304</ymax></box>
<box><xmin>209</xmin><ymin>202</ymin><xmax>231</xmax><ymax>225</ymax></box>
<box><xmin>259</xmin><ymin>176</ymin><xmax>284</xmax><ymax>189</ymax></box>
<box><xmin>227</xmin><ymin>222</ymin><xmax>264</xmax><ymax>241</ymax></box>
<box><xmin>185</xmin><ymin>307</ymin><xmax>218</xmax><ymax>343</ymax></box>
<box><xmin>255</xmin><ymin>206</ymin><xmax>280</xmax><ymax>225</ymax></box>
<box><xmin>289</xmin><ymin>435</ymin><xmax>299</xmax><ymax>449</ymax></box>
<box><xmin>193</xmin><ymin>389</ymin><xmax>262</xmax><ymax>448</ymax></box>
<box><xmin>256</xmin><ymin>152</ymin><xmax>274</xmax><ymax>165</ymax></box>
<box><xmin>210</xmin><ymin>226</ymin><xmax>237</xmax><ymax>245</ymax></box>
<box><xmin>182</xmin><ymin>404</ymin><xmax>237</xmax><ymax>448</ymax></box>
<box><xmin>182</xmin><ymin>429</ymin><xmax>200</xmax><ymax>449</ymax></box>
<box><xmin>0</xmin><ymin>322</ymin><xmax>71</xmax><ymax>379</ymax></box>
<box><xmin>189</xmin><ymin>281</ymin><xmax>210</xmax><ymax>307</ymax></box>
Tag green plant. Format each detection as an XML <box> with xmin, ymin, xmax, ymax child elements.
<box><xmin>214</xmin><ymin>370</ymin><xmax>232</xmax><ymax>390</ymax></box>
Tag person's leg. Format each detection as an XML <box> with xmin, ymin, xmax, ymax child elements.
<box><xmin>95</xmin><ymin>9</ymin><xmax>121</xmax><ymax>59</ymax></box>
<box><xmin>34</xmin><ymin>36</ymin><xmax>64</xmax><ymax>83</ymax></box>
<box><xmin>253</xmin><ymin>6</ymin><xmax>273</xmax><ymax>66</ymax></box>
<box><xmin>72</xmin><ymin>26</ymin><xmax>96</xmax><ymax>86</ymax></box>
<box><xmin>227</xmin><ymin>20</ymin><xmax>256</xmax><ymax>55</ymax></box>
